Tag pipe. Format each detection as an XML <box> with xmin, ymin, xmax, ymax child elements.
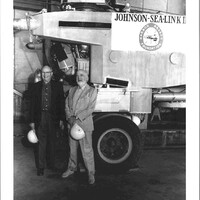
<box><xmin>153</xmin><ymin>93</ymin><xmax>185</xmax><ymax>102</ymax></box>
<box><xmin>13</xmin><ymin>18</ymin><xmax>40</xmax><ymax>31</ymax></box>
<box><xmin>13</xmin><ymin>89</ymin><xmax>23</xmax><ymax>97</ymax></box>
<box><xmin>13</xmin><ymin>9</ymin><xmax>47</xmax><ymax>31</ymax></box>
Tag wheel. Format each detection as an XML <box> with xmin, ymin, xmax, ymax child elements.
<box><xmin>93</xmin><ymin>116</ymin><xmax>143</xmax><ymax>173</ymax></box>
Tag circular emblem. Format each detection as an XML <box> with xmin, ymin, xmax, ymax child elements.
<box><xmin>139</xmin><ymin>23</ymin><xmax>163</xmax><ymax>51</ymax></box>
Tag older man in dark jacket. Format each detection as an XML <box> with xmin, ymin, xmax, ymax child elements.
<box><xmin>29</xmin><ymin>65</ymin><xmax>65</xmax><ymax>176</ymax></box>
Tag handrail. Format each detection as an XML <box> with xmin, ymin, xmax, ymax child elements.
<box><xmin>14</xmin><ymin>89</ymin><xmax>23</xmax><ymax>97</ymax></box>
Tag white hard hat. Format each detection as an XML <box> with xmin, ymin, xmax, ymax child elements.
<box><xmin>27</xmin><ymin>130</ymin><xmax>38</xmax><ymax>143</ymax></box>
<box><xmin>70</xmin><ymin>123</ymin><xmax>85</xmax><ymax>140</ymax></box>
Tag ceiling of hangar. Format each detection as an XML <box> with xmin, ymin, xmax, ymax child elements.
<box><xmin>14</xmin><ymin>0</ymin><xmax>61</xmax><ymax>12</ymax></box>
<box><xmin>14</xmin><ymin>0</ymin><xmax>186</xmax><ymax>14</ymax></box>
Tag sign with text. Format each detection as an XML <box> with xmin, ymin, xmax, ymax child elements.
<box><xmin>111</xmin><ymin>13</ymin><xmax>186</xmax><ymax>52</ymax></box>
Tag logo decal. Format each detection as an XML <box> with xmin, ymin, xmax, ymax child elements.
<box><xmin>139</xmin><ymin>23</ymin><xmax>163</xmax><ymax>51</ymax></box>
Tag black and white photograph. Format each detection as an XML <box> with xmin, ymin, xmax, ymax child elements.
<box><xmin>0</xmin><ymin>0</ymin><xmax>199</xmax><ymax>200</ymax></box>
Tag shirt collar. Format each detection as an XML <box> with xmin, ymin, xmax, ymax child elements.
<box><xmin>43</xmin><ymin>81</ymin><xmax>51</xmax><ymax>86</ymax></box>
<box><xmin>78</xmin><ymin>84</ymin><xmax>87</xmax><ymax>90</ymax></box>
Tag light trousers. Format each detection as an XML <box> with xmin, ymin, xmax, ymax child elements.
<box><xmin>68</xmin><ymin>131</ymin><xmax>95</xmax><ymax>175</ymax></box>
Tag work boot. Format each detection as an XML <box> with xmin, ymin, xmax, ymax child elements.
<box><xmin>88</xmin><ymin>174</ymin><xmax>95</xmax><ymax>185</ymax></box>
<box><xmin>62</xmin><ymin>169</ymin><xmax>74</xmax><ymax>178</ymax></box>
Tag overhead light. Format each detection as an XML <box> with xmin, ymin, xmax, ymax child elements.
<box><xmin>26</xmin><ymin>42</ymin><xmax>43</xmax><ymax>50</ymax></box>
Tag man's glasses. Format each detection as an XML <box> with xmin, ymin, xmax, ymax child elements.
<box><xmin>41</xmin><ymin>71</ymin><xmax>52</xmax><ymax>75</ymax></box>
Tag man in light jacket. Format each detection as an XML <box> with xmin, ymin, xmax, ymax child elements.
<box><xmin>62</xmin><ymin>69</ymin><xmax>97</xmax><ymax>185</ymax></box>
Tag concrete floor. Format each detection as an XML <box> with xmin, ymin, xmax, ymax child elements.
<box><xmin>14</xmin><ymin>123</ymin><xmax>185</xmax><ymax>200</ymax></box>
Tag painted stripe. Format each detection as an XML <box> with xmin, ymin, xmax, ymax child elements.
<box><xmin>59</xmin><ymin>21</ymin><xmax>111</xmax><ymax>28</ymax></box>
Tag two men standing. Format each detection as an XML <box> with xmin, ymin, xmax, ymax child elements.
<box><xmin>29</xmin><ymin>66</ymin><xmax>97</xmax><ymax>185</ymax></box>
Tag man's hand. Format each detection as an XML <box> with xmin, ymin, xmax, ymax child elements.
<box><xmin>68</xmin><ymin>116</ymin><xmax>76</xmax><ymax>126</ymax></box>
<box><xmin>59</xmin><ymin>120</ymin><xmax>64</xmax><ymax>130</ymax></box>
<box><xmin>29</xmin><ymin>123</ymin><xmax>35</xmax><ymax>131</ymax></box>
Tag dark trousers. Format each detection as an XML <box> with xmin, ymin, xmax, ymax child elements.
<box><xmin>36</xmin><ymin>112</ymin><xmax>56</xmax><ymax>169</ymax></box>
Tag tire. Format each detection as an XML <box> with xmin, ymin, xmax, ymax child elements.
<box><xmin>93</xmin><ymin>116</ymin><xmax>143</xmax><ymax>173</ymax></box>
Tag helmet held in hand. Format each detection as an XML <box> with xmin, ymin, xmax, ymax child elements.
<box><xmin>27</xmin><ymin>130</ymin><xmax>38</xmax><ymax>143</ymax></box>
<box><xmin>70</xmin><ymin>123</ymin><xmax>85</xmax><ymax>140</ymax></box>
